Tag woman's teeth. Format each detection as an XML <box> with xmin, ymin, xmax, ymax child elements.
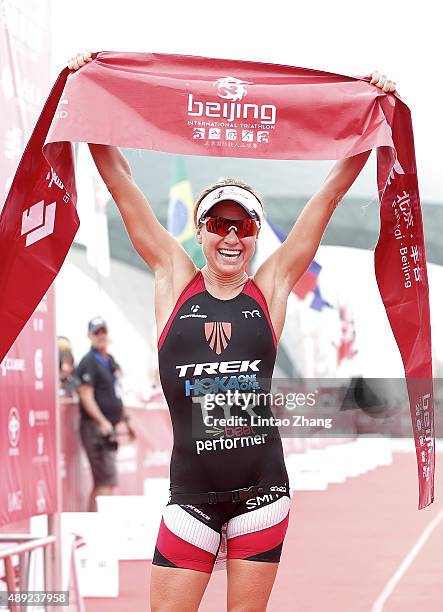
<box><xmin>218</xmin><ymin>249</ymin><xmax>241</xmax><ymax>260</ymax></box>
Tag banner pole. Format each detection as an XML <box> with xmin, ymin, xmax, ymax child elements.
<box><xmin>48</xmin><ymin>283</ymin><xmax>62</xmax><ymax>606</ymax></box>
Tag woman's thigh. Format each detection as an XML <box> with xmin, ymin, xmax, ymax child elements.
<box><xmin>226</xmin><ymin>559</ymin><xmax>280</xmax><ymax>611</ymax></box>
<box><xmin>225</xmin><ymin>494</ymin><xmax>291</xmax><ymax>610</ymax></box>
<box><xmin>150</xmin><ymin>564</ymin><xmax>211</xmax><ymax>612</ymax></box>
<box><xmin>150</xmin><ymin>502</ymin><xmax>225</xmax><ymax>610</ymax></box>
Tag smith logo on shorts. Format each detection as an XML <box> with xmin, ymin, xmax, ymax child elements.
<box><xmin>204</xmin><ymin>322</ymin><xmax>232</xmax><ymax>355</ymax></box>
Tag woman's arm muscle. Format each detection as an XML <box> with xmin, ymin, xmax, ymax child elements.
<box><xmin>88</xmin><ymin>143</ymin><xmax>193</xmax><ymax>275</ymax></box>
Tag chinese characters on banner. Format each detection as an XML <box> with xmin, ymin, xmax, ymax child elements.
<box><xmin>0</xmin><ymin>0</ymin><xmax>57</xmax><ymax>525</ymax></box>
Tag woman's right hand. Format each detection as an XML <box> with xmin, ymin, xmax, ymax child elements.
<box><xmin>68</xmin><ymin>51</ymin><xmax>93</xmax><ymax>71</ymax></box>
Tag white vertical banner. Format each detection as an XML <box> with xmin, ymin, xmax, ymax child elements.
<box><xmin>74</xmin><ymin>143</ymin><xmax>110</xmax><ymax>277</ymax></box>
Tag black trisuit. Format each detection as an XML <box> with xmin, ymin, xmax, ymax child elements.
<box><xmin>152</xmin><ymin>270</ymin><xmax>290</xmax><ymax>573</ymax></box>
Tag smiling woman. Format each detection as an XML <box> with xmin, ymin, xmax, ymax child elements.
<box><xmin>194</xmin><ymin>180</ymin><xmax>264</xmax><ymax>275</ymax></box>
<box><xmin>64</xmin><ymin>50</ymin><xmax>404</xmax><ymax>612</ymax></box>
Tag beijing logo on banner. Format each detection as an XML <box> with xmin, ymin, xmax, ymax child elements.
<box><xmin>187</xmin><ymin>74</ymin><xmax>277</xmax><ymax>145</ymax></box>
<box><xmin>215</xmin><ymin>77</ymin><xmax>252</xmax><ymax>101</ymax></box>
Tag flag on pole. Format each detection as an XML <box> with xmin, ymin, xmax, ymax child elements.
<box><xmin>167</xmin><ymin>156</ymin><xmax>205</xmax><ymax>268</ymax></box>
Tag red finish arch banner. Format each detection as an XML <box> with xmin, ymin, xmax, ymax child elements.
<box><xmin>0</xmin><ymin>52</ymin><xmax>434</xmax><ymax>508</ymax></box>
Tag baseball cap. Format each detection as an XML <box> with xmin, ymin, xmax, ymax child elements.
<box><xmin>196</xmin><ymin>185</ymin><xmax>263</xmax><ymax>226</ymax></box>
<box><xmin>88</xmin><ymin>316</ymin><xmax>108</xmax><ymax>333</ymax></box>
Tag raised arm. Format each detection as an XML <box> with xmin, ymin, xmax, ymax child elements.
<box><xmin>87</xmin><ymin>143</ymin><xmax>192</xmax><ymax>274</ymax></box>
<box><xmin>68</xmin><ymin>52</ymin><xmax>195</xmax><ymax>279</ymax></box>
<box><xmin>255</xmin><ymin>71</ymin><xmax>396</xmax><ymax>299</ymax></box>
<box><xmin>256</xmin><ymin>149</ymin><xmax>371</xmax><ymax>293</ymax></box>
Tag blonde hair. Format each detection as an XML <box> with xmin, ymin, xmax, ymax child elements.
<box><xmin>193</xmin><ymin>178</ymin><xmax>265</xmax><ymax>227</ymax></box>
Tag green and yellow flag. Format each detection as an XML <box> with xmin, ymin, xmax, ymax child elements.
<box><xmin>167</xmin><ymin>156</ymin><xmax>205</xmax><ymax>268</ymax></box>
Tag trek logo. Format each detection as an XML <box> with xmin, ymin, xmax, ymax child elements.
<box><xmin>176</xmin><ymin>359</ymin><xmax>261</xmax><ymax>377</ymax></box>
<box><xmin>179</xmin><ymin>304</ymin><xmax>207</xmax><ymax>319</ymax></box>
<box><xmin>187</xmin><ymin>77</ymin><xmax>277</xmax><ymax>125</ymax></box>
<box><xmin>215</xmin><ymin>76</ymin><xmax>252</xmax><ymax>102</ymax></box>
<box><xmin>21</xmin><ymin>200</ymin><xmax>56</xmax><ymax>247</ymax></box>
<box><xmin>242</xmin><ymin>310</ymin><xmax>261</xmax><ymax>319</ymax></box>
<box><xmin>205</xmin><ymin>321</ymin><xmax>231</xmax><ymax>355</ymax></box>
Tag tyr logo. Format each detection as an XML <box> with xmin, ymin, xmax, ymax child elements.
<box><xmin>242</xmin><ymin>310</ymin><xmax>261</xmax><ymax>319</ymax></box>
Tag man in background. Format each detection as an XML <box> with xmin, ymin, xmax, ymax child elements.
<box><xmin>76</xmin><ymin>317</ymin><xmax>136</xmax><ymax>511</ymax></box>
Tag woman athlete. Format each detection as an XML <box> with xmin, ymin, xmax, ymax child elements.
<box><xmin>69</xmin><ymin>52</ymin><xmax>395</xmax><ymax>612</ymax></box>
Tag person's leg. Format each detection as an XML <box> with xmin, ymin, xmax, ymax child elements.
<box><xmin>87</xmin><ymin>484</ymin><xmax>115</xmax><ymax>512</ymax></box>
<box><xmin>226</xmin><ymin>494</ymin><xmax>291</xmax><ymax>611</ymax></box>
<box><xmin>150</xmin><ymin>503</ymin><xmax>224</xmax><ymax>610</ymax></box>
<box><xmin>226</xmin><ymin>559</ymin><xmax>279</xmax><ymax>612</ymax></box>
<box><xmin>80</xmin><ymin>418</ymin><xmax>118</xmax><ymax>510</ymax></box>
<box><xmin>150</xmin><ymin>565</ymin><xmax>211</xmax><ymax>612</ymax></box>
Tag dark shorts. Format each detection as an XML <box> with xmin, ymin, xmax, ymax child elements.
<box><xmin>152</xmin><ymin>491</ymin><xmax>291</xmax><ymax>573</ymax></box>
<box><xmin>79</xmin><ymin>417</ymin><xmax>118</xmax><ymax>487</ymax></box>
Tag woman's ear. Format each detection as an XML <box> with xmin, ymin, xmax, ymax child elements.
<box><xmin>195</xmin><ymin>225</ymin><xmax>203</xmax><ymax>244</ymax></box>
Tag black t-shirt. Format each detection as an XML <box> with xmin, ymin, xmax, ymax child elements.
<box><xmin>76</xmin><ymin>349</ymin><xmax>123</xmax><ymax>425</ymax></box>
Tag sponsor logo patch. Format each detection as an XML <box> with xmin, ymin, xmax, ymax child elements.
<box><xmin>204</xmin><ymin>322</ymin><xmax>232</xmax><ymax>354</ymax></box>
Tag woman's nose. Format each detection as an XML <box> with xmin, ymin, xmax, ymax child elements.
<box><xmin>225</xmin><ymin>227</ymin><xmax>239</xmax><ymax>241</ymax></box>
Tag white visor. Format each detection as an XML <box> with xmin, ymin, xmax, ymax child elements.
<box><xmin>196</xmin><ymin>185</ymin><xmax>263</xmax><ymax>226</ymax></box>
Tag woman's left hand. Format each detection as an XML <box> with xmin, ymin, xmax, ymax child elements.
<box><xmin>370</xmin><ymin>71</ymin><xmax>396</xmax><ymax>92</ymax></box>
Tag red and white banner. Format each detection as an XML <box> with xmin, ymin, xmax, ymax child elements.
<box><xmin>0</xmin><ymin>0</ymin><xmax>57</xmax><ymax>526</ymax></box>
<box><xmin>0</xmin><ymin>52</ymin><xmax>434</xmax><ymax>507</ymax></box>
<box><xmin>0</xmin><ymin>289</ymin><xmax>57</xmax><ymax>526</ymax></box>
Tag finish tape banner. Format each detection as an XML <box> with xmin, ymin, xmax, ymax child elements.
<box><xmin>0</xmin><ymin>52</ymin><xmax>434</xmax><ymax>508</ymax></box>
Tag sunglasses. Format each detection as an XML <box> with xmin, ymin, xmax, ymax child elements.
<box><xmin>201</xmin><ymin>216</ymin><xmax>260</xmax><ymax>238</ymax></box>
<box><xmin>92</xmin><ymin>328</ymin><xmax>107</xmax><ymax>336</ymax></box>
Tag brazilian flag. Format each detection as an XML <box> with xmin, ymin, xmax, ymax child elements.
<box><xmin>167</xmin><ymin>156</ymin><xmax>205</xmax><ymax>268</ymax></box>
